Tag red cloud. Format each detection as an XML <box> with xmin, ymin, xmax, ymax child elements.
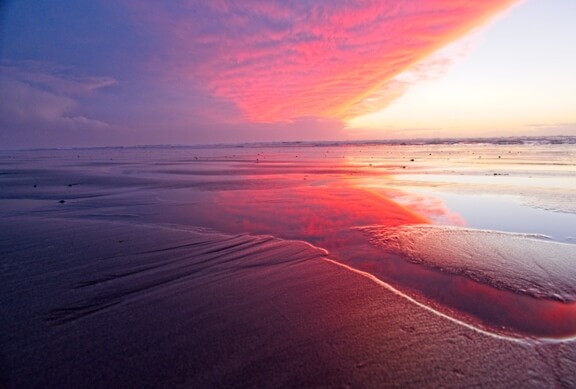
<box><xmin>127</xmin><ymin>0</ymin><xmax>520</xmax><ymax>122</ymax></box>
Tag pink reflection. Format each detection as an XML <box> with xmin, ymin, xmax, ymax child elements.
<box><xmin>187</xmin><ymin>181</ymin><xmax>576</xmax><ymax>338</ymax></box>
<box><xmin>203</xmin><ymin>185</ymin><xmax>431</xmax><ymax>246</ymax></box>
<box><xmin>355</xmin><ymin>243</ymin><xmax>576</xmax><ymax>339</ymax></box>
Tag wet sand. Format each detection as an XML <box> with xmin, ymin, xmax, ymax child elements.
<box><xmin>1</xmin><ymin>139</ymin><xmax>575</xmax><ymax>387</ymax></box>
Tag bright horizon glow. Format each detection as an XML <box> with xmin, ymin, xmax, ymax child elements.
<box><xmin>348</xmin><ymin>0</ymin><xmax>576</xmax><ymax>139</ymax></box>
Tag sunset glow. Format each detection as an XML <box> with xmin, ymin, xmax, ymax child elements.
<box><xmin>1</xmin><ymin>1</ymin><xmax>575</xmax><ymax>147</ymax></box>
<box><xmin>126</xmin><ymin>0</ymin><xmax>520</xmax><ymax>123</ymax></box>
<box><xmin>3</xmin><ymin>2</ymin><xmax>576</xmax><ymax>386</ymax></box>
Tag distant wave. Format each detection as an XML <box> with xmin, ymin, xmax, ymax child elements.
<box><xmin>113</xmin><ymin>135</ymin><xmax>576</xmax><ymax>149</ymax></box>
<box><xmin>10</xmin><ymin>135</ymin><xmax>576</xmax><ymax>152</ymax></box>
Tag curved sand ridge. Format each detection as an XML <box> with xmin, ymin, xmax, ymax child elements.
<box><xmin>6</xmin><ymin>217</ymin><xmax>567</xmax><ymax>388</ymax></box>
<box><xmin>360</xmin><ymin>224</ymin><xmax>576</xmax><ymax>302</ymax></box>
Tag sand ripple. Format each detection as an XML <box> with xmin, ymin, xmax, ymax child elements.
<box><xmin>360</xmin><ymin>224</ymin><xmax>576</xmax><ymax>302</ymax></box>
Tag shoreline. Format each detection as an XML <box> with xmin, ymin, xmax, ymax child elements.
<box><xmin>1</xmin><ymin>142</ymin><xmax>575</xmax><ymax>386</ymax></box>
<box><xmin>2</xmin><ymin>216</ymin><xmax>574</xmax><ymax>387</ymax></box>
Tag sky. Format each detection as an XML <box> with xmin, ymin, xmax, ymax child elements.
<box><xmin>1</xmin><ymin>0</ymin><xmax>575</xmax><ymax>148</ymax></box>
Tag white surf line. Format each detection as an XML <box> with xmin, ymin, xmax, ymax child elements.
<box><xmin>34</xmin><ymin>217</ymin><xmax>574</xmax><ymax>343</ymax></box>
<box><xmin>113</xmin><ymin>220</ymin><xmax>576</xmax><ymax>344</ymax></box>
<box><xmin>322</xmin><ymin>257</ymin><xmax>576</xmax><ymax>344</ymax></box>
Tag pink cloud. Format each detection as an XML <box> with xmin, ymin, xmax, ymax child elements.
<box><xmin>126</xmin><ymin>0</ymin><xmax>520</xmax><ymax>123</ymax></box>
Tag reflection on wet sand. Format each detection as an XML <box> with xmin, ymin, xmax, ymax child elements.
<box><xmin>195</xmin><ymin>184</ymin><xmax>576</xmax><ymax>339</ymax></box>
<box><xmin>343</xmin><ymin>236</ymin><xmax>576</xmax><ymax>339</ymax></box>
<box><xmin>3</xmin><ymin>142</ymin><xmax>576</xmax><ymax>387</ymax></box>
<box><xmin>203</xmin><ymin>185</ymin><xmax>430</xmax><ymax>242</ymax></box>
<box><xmin>3</xmin><ymin>146</ymin><xmax>574</xmax><ymax>339</ymax></box>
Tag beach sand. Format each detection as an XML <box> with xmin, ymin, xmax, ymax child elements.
<box><xmin>1</xmin><ymin>139</ymin><xmax>575</xmax><ymax>387</ymax></box>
